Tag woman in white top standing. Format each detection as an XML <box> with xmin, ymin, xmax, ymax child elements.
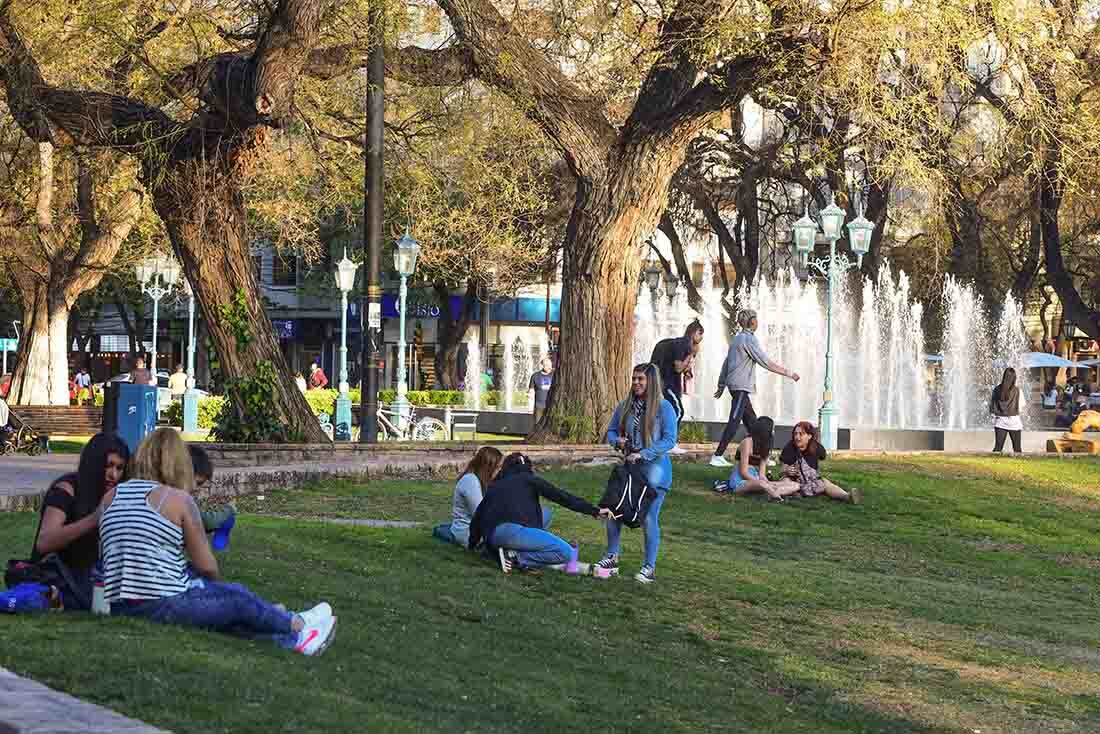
<box><xmin>100</xmin><ymin>428</ymin><xmax>337</xmax><ymax>655</ymax></box>
<box><xmin>991</xmin><ymin>368</ymin><xmax>1023</xmax><ymax>453</ymax></box>
<box><xmin>433</xmin><ymin>446</ymin><xmax>503</xmax><ymax>547</ymax></box>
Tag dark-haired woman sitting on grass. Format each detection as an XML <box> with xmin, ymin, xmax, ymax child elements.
<box><xmin>31</xmin><ymin>432</ymin><xmax>130</xmax><ymax>609</ymax></box>
<box><xmin>776</xmin><ymin>421</ymin><xmax>861</xmax><ymax>504</ymax></box>
<box><xmin>433</xmin><ymin>446</ymin><xmax>504</xmax><ymax>547</ymax></box>
<box><xmin>712</xmin><ymin>416</ymin><xmax>784</xmax><ymax>501</ymax></box>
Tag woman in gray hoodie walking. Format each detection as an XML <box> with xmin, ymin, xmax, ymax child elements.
<box><xmin>710</xmin><ymin>309</ymin><xmax>800</xmax><ymax>468</ymax></box>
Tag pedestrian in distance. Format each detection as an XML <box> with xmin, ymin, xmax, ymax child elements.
<box><xmin>168</xmin><ymin>364</ymin><xmax>188</xmax><ymax>400</ymax></box>
<box><xmin>991</xmin><ymin>367</ymin><xmax>1023</xmax><ymax>453</ymax></box>
<box><xmin>308</xmin><ymin>362</ymin><xmax>329</xmax><ymax>390</ymax></box>
<box><xmin>528</xmin><ymin>356</ymin><xmax>554</xmax><ymax>423</ymax></box>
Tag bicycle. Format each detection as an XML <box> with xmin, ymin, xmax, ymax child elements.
<box><xmin>352</xmin><ymin>402</ymin><xmax>448</xmax><ymax>442</ymax></box>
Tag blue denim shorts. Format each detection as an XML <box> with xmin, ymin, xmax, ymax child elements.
<box><xmin>729</xmin><ymin>465</ymin><xmax>759</xmax><ymax>489</ymax></box>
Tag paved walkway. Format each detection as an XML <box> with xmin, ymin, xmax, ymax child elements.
<box><xmin>0</xmin><ymin>455</ymin><xmax>77</xmax><ymax>497</ymax></box>
<box><xmin>0</xmin><ymin>667</ymin><xmax>168</xmax><ymax>733</ymax></box>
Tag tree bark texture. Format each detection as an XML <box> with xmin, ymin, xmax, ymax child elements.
<box><xmin>3</xmin><ymin>143</ymin><xmax>144</xmax><ymax>405</ymax></box>
<box><xmin>537</xmin><ymin>138</ymin><xmax>696</xmax><ymax>441</ymax></box>
<box><xmin>433</xmin><ymin>280</ymin><xmax>477</xmax><ymax>389</ymax></box>
<box><xmin>0</xmin><ymin>0</ymin><xmax>333</xmax><ymax>435</ymax></box>
<box><xmin>149</xmin><ymin>151</ymin><xmax>327</xmax><ymax>441</ymax></box>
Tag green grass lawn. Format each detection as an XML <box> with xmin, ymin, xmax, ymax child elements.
<box><xmin>2</xmin><ymin>455</ymin><xmax>1099</xmax><ymax>733</ymax></box>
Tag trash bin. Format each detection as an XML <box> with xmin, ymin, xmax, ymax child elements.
<box><xmin>102</xmin><ymin>382</ymin><xmax>158</xmax><ymax>453</ymax></box>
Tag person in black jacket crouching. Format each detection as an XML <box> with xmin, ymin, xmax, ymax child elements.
<box><xmin>468</xmin><ymin>453</ymin><xmax>612</xmax><ymax>573</ymax></box>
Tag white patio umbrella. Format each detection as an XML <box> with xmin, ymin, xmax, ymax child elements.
<box><xmin>1018</xmin><ymin>352</ymin><xmax>1087</xmax><ymax>369</ymax></box>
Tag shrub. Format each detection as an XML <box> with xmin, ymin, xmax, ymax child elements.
<box><xmin>303</xmin><ymin>389</ymin><xmax>338</xmax><ymax>417</ymax></box>
<box><xmin>484</xmin><ymin>391</ymin><xmax>530</xmax><ymax>408</ymax></box>
<box><xmin>377</xmin><ymin>389</ymin><xmax>465</xmax><ymax>407</ymax></box>
<box><xmin>678</xmin><ymin>421</ymin><xmax>708</xmax><ymax>444</ymax></box>
<box><xmin>552</xmin><ymin>402</ymin><xmax>596</xmax><ymax>443</ymax></box>
<box><xmin>165</xmin><ymin>397</ymin><xmax>228</xmax><ymax>430</ymax></box>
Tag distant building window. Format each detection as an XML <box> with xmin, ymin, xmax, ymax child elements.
<box><xmin>691</xmin><ymin>263</ymin><xmax>705</xmax><ymax>287</ymax></box>
<box><xmin>714</xmin><ymin>262</ymin><xmax>737</xmax><ymax>289</ymax></box>
<box><xmin>273</xmin><ymin>255</ymin><xmax>298</xmax><ymax>286</ymax></box>
<box><xmin>100</xmin><ymin>335</ymin><xmax>131</xmax><ymax>352</ymax></box>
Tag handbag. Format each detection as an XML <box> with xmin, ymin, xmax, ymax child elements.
<box><xmin>4</xmin><ymin>555</ymin><xmax>89</xmax><ymax>610</ymax></box>
<box><xmin>599</xmin><ymin>463</ymin><xmax>657</xmax><ymax>529</ymax></box>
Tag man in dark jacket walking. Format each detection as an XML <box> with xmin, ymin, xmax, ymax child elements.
<box><xmin>469</xmin><ymin>453</ymin><xmax>611</xmax><ymax>572</ymax></box>
<box><xmin>649</xmin><ymin>320</ymin><xmax>704</xmax><ymax>426</ymax></box>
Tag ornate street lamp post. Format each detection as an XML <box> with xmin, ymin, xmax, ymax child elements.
<box><xmin>334</xmin><ymin>249</ymin><xmax>360</xmax><ymax>441</ymax></box>
<box><xmin>792</xmin><ymin>196</ymin><xmax>874</xmax><ymax>450</ymax></box>
<box><xmin>392</xmin><ymin>230</ymin><xmax>421</xmax><ymax>425</ymax></box>
<box><xmin>180</xmin><ymin>279</ymin><xmax>199</xmax><ymax>433</ymax></box>
<box><xmin>135</xmin><ymin>254</ymin><xmax>181</xmax><ymax>384</ymax></box>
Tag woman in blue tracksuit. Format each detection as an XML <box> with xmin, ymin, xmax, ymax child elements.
<box><xmin>595</xmin><ymin>362</ymin><xmax>678</xmax><ymax>584</ymax></box>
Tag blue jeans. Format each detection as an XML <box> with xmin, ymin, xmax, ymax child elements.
<box><xmin>606</xmin><ymin>487</ymin><xmax>667</xmax><ymax>568</ymax></box>
<box><xmin>111</xmin><ymin>581</ymin><xmax>298</xmax><ymax>649</ymax></box>
<box><xmin>489</xmin><ymin>507</ymin><xmax>567</xmax><ymax>568</ymax></box>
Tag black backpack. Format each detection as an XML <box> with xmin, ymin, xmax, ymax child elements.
<box><xmin>599</xmin><ymin>463</ymin><xmax>657</xmax><ymax>528</ymax></box>
<box><xmin>4</xmin><ymin>555</ymin><xmax>89</xmax><ymax>610</ymax></box>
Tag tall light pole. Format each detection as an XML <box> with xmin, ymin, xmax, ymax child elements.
<box><xmin>360</xmin><ymin>0</ymin><xmax>385</xmax><ymax>443</ymax></box>
<box><xmin>392</xmin><ymin>230</ymin><xmax>421</xmax><ymax>425</ymax></box>
<box><xmin>334</xmin><ymin>249</ymin><xmax>360</xmax><ymax>441</ymax></box>
<box><xmin>792</xmin><ymin>196</ymin><xmax>874</xmax><ymax>450</ymax></box>
<box><xmin>135</xmin><ymin>254</ymin><xmax>181</xmax><ymax>382</ymax></box>
<box><xmin>181</xmin><ymin>279</ymin><xmax>199</xmax><ymax>433</ymax></box>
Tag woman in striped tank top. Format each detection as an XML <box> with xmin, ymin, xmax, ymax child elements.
<box><xmin>100</xmin><ymin>429</ymin><xmax>337</xmax><ymax>656</ymax></box>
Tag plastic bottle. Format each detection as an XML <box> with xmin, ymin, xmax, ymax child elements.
<box><xmin>91</xmin><ymin>562</ymin><xmax>109</xmax><ymax>615</ymax></box>
<box><xmin>566</xmin><ymin>543</ymin><xmax>579</xmax><ymax>575</ymax></box>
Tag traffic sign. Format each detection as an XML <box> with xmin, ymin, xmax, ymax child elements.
<box><xmin>0</xmin><ymin>338</ymin><xmax>17</xmax><ymax>351</ymax></box>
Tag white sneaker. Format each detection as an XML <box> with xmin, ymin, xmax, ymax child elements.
<box><xmin>295</xmin><ymin>615</ymin><xmax>337</xmax><ymax>656</ymax></box>
<box><xmin>296</xmin><ymin>602</ymin><xmax>333</xmax><ymax>629</ymax></box>
<box><xmin>668</xmin><ymin>447</ymin><xmax>688</xmax><ymax>455</ymax></box>
<box><xmin>709</xmin><ymin>455</ymin><xmax>732</xmax><ymax>467</ymax></box>
<box><xmin>635</xmin><ymin>565</ymin><xmax>656</xmax><ymax>584</ymax></box>
<box><xmin>499</xmin><ymin>548</ymin><xmax>517</xmax><ymax>574</ymax></box>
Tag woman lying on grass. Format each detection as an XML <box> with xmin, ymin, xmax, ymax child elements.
<box><xmin>99</xmin><ymin>428</ymin><xmax>337</xmax><ymax>655</ymax></box>
<box><xmin>775</xmin><ymin>422</ymin><xmax>861</xmax><ymax>504</ymax></box>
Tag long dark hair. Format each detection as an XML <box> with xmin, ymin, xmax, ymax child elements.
<box><xmin>499</xmin><ymin>452</ymin><xmax>533</xmax><ymax>477</ymax></box>
<box><xmin>616</xmin><ymin>363</ymin><xmax>662</xmax><ymax>448</ymax></box>
<box><xmin>748</xmin><ymin>417</ymin><xmax>774</xmax><ymax>461</ymax></box>
<box><xmin>685</xmin><ymin>320</ymin><xmax>704</xmax><ymax>340</ymax></box>
<box><xmin>997</xmin><ymin>367</ymin><xmax>1017</xmax><ymax>398</ymax></box>
<box><xmin>463</xmin><ymin>446</ymin><xmax>504</xmax><ymax>490</ymax></box>
<box><xmin>72</xmin><ymin>432</ymin><xmax>130</xmax><ymax>519</ymax></box>
<box><xmin>791</xmin><ymin>420</ymin><xmax>820</xmax><ymax>457</ymax></box>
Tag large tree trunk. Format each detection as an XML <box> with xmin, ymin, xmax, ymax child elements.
<box><xmin>531</xmin><ymin>140</ymin><xmax>689</xmax><ymax>442</ymax></box>
<box><xmin>433</xmin><ymin>280</ymin><xmax>478</xmax><ymax>390</ymax></box>
<box><xmin>1038</xmin><ymin>154</ymin><xmax>1100</xmax><ymax>340</ymax></box>
<box><xmin>149</xmin><ymin>154</ymin><xmax>327</xmax><ymax>442</ymax></box>
<box><xmin>8</xmin><ymin>284</ymin><xmax>70</xmax><ymax>406</ymax></box>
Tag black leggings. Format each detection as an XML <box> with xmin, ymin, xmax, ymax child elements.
<box><xmin>715</xmin><ymin>390</ymin><xmax>757</xmax><ymax>456</ymax></box>
<box><xmin>993</xmin><ymin>428</ymin><xmax>1022</xmax><ymax>453</ymax></box>
<box><xmin>663</xmin><ymin>387</ymin><xmax>684</xmax><ymax>425</ymax></box>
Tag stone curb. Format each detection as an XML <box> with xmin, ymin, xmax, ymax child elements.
<box><xmin>0</xmin><ymin>667</ymin><xmax>169</xmax><ymax>733</ymax></box>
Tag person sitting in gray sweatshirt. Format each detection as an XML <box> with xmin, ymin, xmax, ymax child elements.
<box><xmin>710</xmin><ymin>309</ymin><xmax>800</xmax><ymax>468</ymax></box>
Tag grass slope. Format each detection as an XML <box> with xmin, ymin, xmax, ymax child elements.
<box><xmin>1</xmin><ymin>456</ymin><xmax>1098</xmax><ymax>733</ymax></box>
